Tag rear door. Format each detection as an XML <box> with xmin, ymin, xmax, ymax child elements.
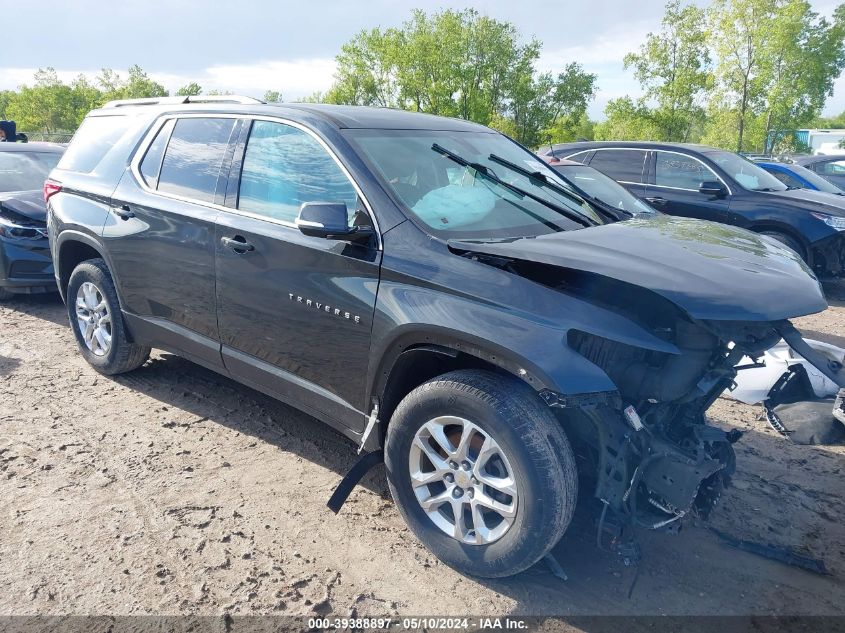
<box><xmin>643</xmin><ymin>150</ymin><xmax>731</xmax><ymax>221</ymax></box>
<box><xmin>584</xmin><ymin>148</ymin><xmax>648</xmax><ymax>197</ymax></box>
<box><xmin>104</xmin><ymin>115</ymin><xmax>240</xmax><ymax>369</ymax></box>
<box><xmin>215</xmin><ymin>118</ymin><xmax>381</xmax><ymax>432</ymax></box>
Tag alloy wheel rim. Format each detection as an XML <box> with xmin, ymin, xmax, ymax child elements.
<box><xmin>409</xmin><ymin>416</ymin><xmax>518</xmax><ymax>545</ymax></box>
<box><xmin>75</xmin><ymin>282</ymin><xmax>112</xmax><ymax>357</ymax></box>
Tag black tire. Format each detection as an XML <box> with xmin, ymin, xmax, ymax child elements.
<box><xmin>66</xmin><ymin>258</ymin><xmax>150</xmax><ymax>375</ymax></box>
<box><xmin>384</xmin><ymin>369</ymin><xmax>577</xmax><ymax>578</ymax></box>
<box><xmin>760</xmin><ymin>231</ymin><xmax>806</xmax><ymax>261</ymax></box>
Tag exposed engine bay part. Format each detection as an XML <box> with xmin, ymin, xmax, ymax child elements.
<box><xmin>725</xmin><ymin>336</ymin><xmax>845</xmax><ymax>445</ymax></box>
<box><xmin>548</xmin><ymin>316</ymin><xmax>823</xmax><ymax>565</ymax></box>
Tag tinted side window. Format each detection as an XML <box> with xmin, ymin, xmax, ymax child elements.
<box><xmin>237</xmin><ymin>120</ymin><xmax>358</xmax><ymax>223</ymax></box>
<box><xmin>588</xmin><ymin>150</ymin><xmax>646</xmax><ymax>183</ymax></box>
<box><xmin>138</xmin><ymin>119</ymin><xmax>175</xmax><ymax>188</ymax></box>
<box><xmin>655</xmin><ymin>152</ymin><xmax>716</xmax><ymax>189</ymax></box>
<box><xmin>768</xmin><ymin>169</ymin><xmax>801</xmax><ymax>188</ymax></box>
<box><xmin>157</xmin><ymin>118</ymin><xmax>236</xmax><ymax>203</ymax></box>
<box><xmin>56</xmin><ymin>115</ymin><xmax>129</xmax><ymax>173</ymax></box>
<box><xmin>818</xmin><ymin>160</ymin><xmax>845</xmax><ymax>175</ymax></box>
<box><xmin>566</xmin><ymin>150</ymin><xmax>592</xmax><ymax>163</ymax></box>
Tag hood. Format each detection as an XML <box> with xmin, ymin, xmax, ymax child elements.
<box><xmin>0</xmin><ymin>190</ymin><xmax>46</xmax><ymax>222</ymax></box>
<box><xmin>759</xmin><ymin>188</ymin><xmax>845</xmax><ymax>216</ymax></box>
<box><xmin>449</xmin><ymin>215</ymin><xmax>827</xmax><ymax>322</ymax></box>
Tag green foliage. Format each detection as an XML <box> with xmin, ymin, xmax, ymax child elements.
<box><xmin>594</xmin><ymin>97</ymin><xmax>662</xmax><ymax>140</ymax></box>
<box><xmin>811</xmin><ymin>110</ymin><xmax>845</xmax><ymax>129</ymax></box>
<box><xmin>706</xmin><ymin>0</ymin><xmax>845</xmax><ymax>152</ymax></box>
<box><xmin>296</xmin><ymin>92</ymin><xmax>325</xmax><ymax>103</ymax></box>
<box><xmin>263</xmin><ymin>90</ymin><xmax>283</xmax><ymax>103</ymax></box>
<box><xmin>176</xmin><ymin>82</ymin><xmax>203</xmax><ymax>96</ymax></box>
<box><xmin>602</xmin><ymin>0</ymin><xmax>845</xmax><ymax>152</ymax></box>
<box><xmin>623</xmin><ymin>0</ymin><xmax>710</xmax><ymax>141</ymax></box>
<box><xmin>323</xmin><ymin>8</ymin><xmax>596</xmax><ymax>147</ymax></box>
<box><xmin>99</xmin><ymin>65</ymin><xmax>168</xmax><ymax>101</ymax></box>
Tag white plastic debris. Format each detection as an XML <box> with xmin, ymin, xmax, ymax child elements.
<box><xmin>726</xmin><ymin>338</ymin><xmax>845</xmax><ymax>405</ymax></box>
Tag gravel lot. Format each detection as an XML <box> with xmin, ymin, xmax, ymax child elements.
<box><xmin>1</xmin><ymin>288</ymin><xmax>844</xmax><ymax>624</ymax></box>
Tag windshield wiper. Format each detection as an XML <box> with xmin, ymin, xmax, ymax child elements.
<box><xmin>590</xmin><ymin>196</ymin><xmax>632</xmax><ymax>220</ymax></box>
<box><xmin>486</xmin><ymin>153</ymin><xmax>621</xmax><ymax>224</ymax></box>
<box><xmin>431</xmin><ymin>144</ymin><xmax>595</xmax><ymax>228</ymax></box>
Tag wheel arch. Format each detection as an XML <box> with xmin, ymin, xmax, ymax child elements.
<box><xmin>367</xmin><ymin>332</ymin><xmax>561</xmax><ymax>451</ymax></box>
<box><xmin>55</xmin><ymin>231</ymin><xmax>110</xmax><ymax>301</ymax></box>
<box><xmin>747</xmin><ymin>222</ymin><xmax>810</xmax><ymax>260</ymax></box>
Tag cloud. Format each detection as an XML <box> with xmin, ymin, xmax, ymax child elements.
<box><xmin>537</xmin><ymin>20</ymin><xmax>654</xmax><ymax>72</ymax></box>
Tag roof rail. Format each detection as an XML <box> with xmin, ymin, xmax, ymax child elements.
<box><xmin>102</xmin><ymin>95</ymin><xmax>264</xmax><ymax>108</ymax></box>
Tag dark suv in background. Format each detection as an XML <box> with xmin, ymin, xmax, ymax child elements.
<box><xmin>0</xmin><ymin>142</ymin><xmax>64</xmax><ymax>300</ymax></box>
<box><xmin>542</xmin><ymin>141</ymin><xmax>845</xmax><ymax>281</ymax></box>
<box><xmin>47</xmin><ymin>98</ymin><xmax>839</xmax><ymax>578</ymax></box>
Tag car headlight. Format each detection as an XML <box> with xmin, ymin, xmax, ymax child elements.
<box><xmin>810</xmin><ymin>212</ymin><xmax>845</xmax><ymax>230</ymax></box>
<box><xmin>0</xmin><ymin>213</ymin><xmax>47</xmax><ymax>240</ymax></box>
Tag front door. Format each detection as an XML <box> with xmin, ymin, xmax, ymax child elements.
<box><xmin>215</xmin><ymin>119</ymin><xmax>381</xmax><ymax>432</ymax></box>
<box><xmin>643</xmin><ymin>150</ymin><xmax>731</xmax><ymax>222</ymax></box>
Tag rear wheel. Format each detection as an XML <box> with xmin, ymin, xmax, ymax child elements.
<box><xmin>66</xmin><ymin>258</ymin><xmax>150</xmax><ymax>375</ymax></box>
<box><xmin>384</xmin><ymin>369</ymin><xmax>577</xmax><ymax>578</ymax></box>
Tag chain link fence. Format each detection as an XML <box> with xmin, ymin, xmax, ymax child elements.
<box><xmin>20</xmin><ymin>132</ymin><xmax>74</xmax><ymax>144</ymax></box>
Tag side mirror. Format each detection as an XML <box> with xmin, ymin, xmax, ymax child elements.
<box><xmin>295</xmin><ymin>202</ymin><xmax>373</xmax><ymax>243</ymax></box>
<box><xmin>699</xmin><ymin>180</ymin><xmax>727</xmax><ymax>198</ymax></box>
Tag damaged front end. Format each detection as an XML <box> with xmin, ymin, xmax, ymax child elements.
<box><xmin>548</xmin><ymin>317</ymin><xmax>785</xmax><ymax>561</ymax></box>
<box><xmin>449</xmin><ymin>216</ymin><xmax>839</xmax><ymax>563</ymax></box>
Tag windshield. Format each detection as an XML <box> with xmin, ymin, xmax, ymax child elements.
<box><xmin>345</xmin><ymin>129</ymin><xmax>602</xmax><ymax>239</ymax></box>
<box><xmin>0</xmin><ymin>151</ymin><xmax>62</xmax><ymax>193</ymax></box>
<box><xmin>705</xmin><ymin>151</ymin><xmax>787</xmax><ymax>192</ymax></box>
<box><xmin>553</xmin><ymin>164</ymin><xmax>657</xmax><ymax>216</ymax></box>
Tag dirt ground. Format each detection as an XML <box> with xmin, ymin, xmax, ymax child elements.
<box><xmin>1</xmin><ymin>286</ymin><xmax>844</xmax><ymax>625</ymax></box>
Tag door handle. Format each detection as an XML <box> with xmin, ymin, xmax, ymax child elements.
<box><xmin>114</xmin><ymin>204</ymin><xmax>135</xmax><ymax>220</ymax></box>
<box><xmin>221</xmin><ymin>235</ymin><xmax>255</xmax><ymax>253</ymax></box>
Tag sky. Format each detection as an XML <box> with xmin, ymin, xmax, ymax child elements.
<box><xmin>1</xmin><ymin>0</ymin><xmax>843</xmax><ymax>119</ymax></box>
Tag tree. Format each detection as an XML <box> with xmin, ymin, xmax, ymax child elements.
<box><xmin>324</xmin><ymin>8</ymin><xmax>596</xmax><ymax>146</ymax></box>
<box><xmin>263</xmin><ymin>90</ymin><xmax>282</xmax><ymax>103</ymax></box>
<box><xmin>594</xmin><ymin>97</ymin><xmax>663</xmax><ymax>140</ymax></box>
<box><xmin>98</xmin><ymin>65</ymin><xmax>168</xmax><ymax>101</ymax></box>
<box><xmin>176</xmin><ymin>82</ymin><xmax>203</xmax><ymax>96</ymax></box>
<box><xmin>6</xmin><ymin>68</ymin><xmax>78</xmax><ymax>133</ymax></box>
<box><xmin>623</xmin><ymin>0</ymin><xmax>710</xmax><ymax>141</ymax></box>
<box><xmin>706</xmin><ymin>0</ymin><xmax>845</xmax><ymax>152</ymax></box>
<box><xmin>812</xmin><ymin>110</ymin><xmax>845</xmax><ymax>128</ymax></box>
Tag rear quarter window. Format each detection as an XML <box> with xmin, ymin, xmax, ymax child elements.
<box><xmin>57</xmin><ymin>115</ymin><xmax>130</xmax><ymax>173</ymax></box>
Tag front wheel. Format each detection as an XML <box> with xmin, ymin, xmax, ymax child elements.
<box><xmin>384</xmin><ymin>369</ymin><xmax>577</xmax><ymax>578</ymax></box>
<box><xmin>760</xmin><ymin>231</ymin><xmax>806</xmax><ymax>262</ymax></box>
<box><xmin>66</xmin><ymin>258</ymin><xmax>150</xmax><ymax>375</ymax></box>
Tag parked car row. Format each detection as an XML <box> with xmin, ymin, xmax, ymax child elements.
<box><xmin>2</xmin><ymin>99</ymin><xmax>842</xmax><ymax>579</ymax></box>
<box><xmin>540</xmin><ymin>141</ymin><xmax>845</xmax><ymax>281</ymax></box>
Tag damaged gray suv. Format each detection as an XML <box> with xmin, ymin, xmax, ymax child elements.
<box><xmin>47</xmin><ymin>98</ymin><xmax>842</xmax><ymax>578</ymax></box>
